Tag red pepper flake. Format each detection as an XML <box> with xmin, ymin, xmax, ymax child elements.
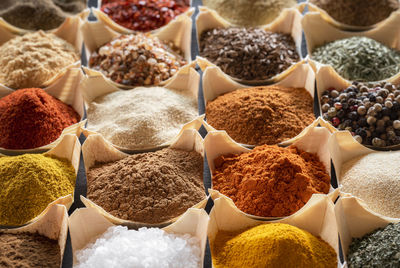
<box><xmin>101</xmin><ymin>0</ymin><xmax>190</xmax><ymax>32</ymax></box>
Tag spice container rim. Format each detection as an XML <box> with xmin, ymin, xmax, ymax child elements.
<box><xmin>80</xmin><ymin>126</ymin><xmax>210</xmax><ymax>228</ymax></box>
<box><xmin>0</xmin><ymin>68</ymin><xmax>86</xmax><ymax>153</ymax></box>
<box><xmin>195</xmin><ymin>6</ymin><xmax>304</xmax><ymax>86</ymax></box>
<box><xmin>81</xmin><ymin>8</ymin><xmax>193</xmax><ymax>90</ymax></box>
<box><xmin>68</xmin><ymin>206</ymin><xmax>209</xmax><ymax>266</ymax></box>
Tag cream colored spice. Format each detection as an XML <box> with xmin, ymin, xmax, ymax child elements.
<box><xmin>0</xmin><ymin>31</ymin><xmax>79</xmax><ymax>89</ymax></box>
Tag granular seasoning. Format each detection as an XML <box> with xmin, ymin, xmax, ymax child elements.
<box><xmin>206</xmin><ymin>85</ymin><xmax>314</xmax><ymax>145</ymax></box>
<box><xmin>89</xmin><ymin>34</ymin><xmax>186</xmax><ymax>87</ymax></box>
<box><xmin>213</xmin><ymin>145</ymin><xmax>330</xmax><ymax>217</ymax></box>
<box><xmin>0</xmin><ymin>88</ymin><xmax>80</xmax><ymax>150</ymax></box>
<box><xmin>87</xmin><ymin>148</ymin><xmax>205</xmax><ymax>224</ymax></box>
<box><xmin>310</xmin><ymin>0</ymin><xmax>399</xmax><ymax>27</ymax></box>
<box><xmin>0</xmin><ymin>232</ymin><xmax>60</xmax><ymax>268</ymax></box>
<box><xmin>340</xmin><ymin>151</ymin><xmax>400</xmax><ymax>218</ymax></box>
<box><xmin>200</xmin><ymin>27</ymin><xmax>299</xmax><ymax>81</ymax></box>
<box><xmin>101</xmin><ymin>0</ymin><xmax>190</xmax><ymax>32</ymax></box>
<box><xmin>0</xmin><ymin>31</ymin><xmax>79</xmax><ymax>89</ymax></box>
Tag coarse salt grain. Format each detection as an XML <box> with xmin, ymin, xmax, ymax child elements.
<box><xmin>340</xmin><ymin>151</ymin><xmax>400</xmax><ymax>218</ymax></box>
<box><xmin>75</xmin><ymin>226</ymin><xmax>201</xmax><ymax>268</ymax></box>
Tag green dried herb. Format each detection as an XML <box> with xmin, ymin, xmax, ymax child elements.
<box><xmin>347</xmin><ymin>223</ymin><xmax>400</xmax><ymax>267</ymax></box>
<box><xmin>312</xmin><ymin>37</ymin><xmax>400</xmax><ymax>82</ymax></box>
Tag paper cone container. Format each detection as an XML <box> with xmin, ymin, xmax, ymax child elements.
<box><xmin>80</xmin><ymin>123</ymin><xmax>209</xmax><ymax>228</ymax></box>
<box><xmin>195</xmin><ymin>6</ymin><xmax>303</xmax><ymax>86</ymax></box>
<box><xmin>204</xmin><ymin>119</ymin><xmax>339</xmax><ymax>221</ymax></box>
<box><xmin>81</xmin><ymin>8</ymin><xmax>193</xmax><ymax>89</ymax></box>
<box><xmin>80</xmin><ymin>65</ymin><xmax>200</xmax><ymax>152</ymax></box>
<box><xmin>0</xmin><ymin>204</ymin><xmax>69</xmax><ymax>268</ymax></box>
<box><xmin>302</xmin><ymin>11</ymin><xmax>400</xmax><ymax>83</ymax></box>
<box><xmin>208</xmin><ymin>194</ymin><xmax>339</xmax><ymax>267</ymax></box>
<box><xmin>69</xmin><ymin>207</ymin><xmax>209</xmax><ymax>267</ymax></box>
<box><xmin>0</xmin><ymin>68</ymin><xmax>86</xmax><ymax>153</ymax></box>
<box><xmin>201</xmin><ymin>62</ymin><xmax>320</xmax><ymax>147</ymax></box>
<box><xmin>0</xmin><ymin>134</ymin><xmax>80</xmax><ymax>227</ymax></box>
<box><xmin>335</xmin><ymin>196</ymin><xmax>400</xmax><ymax>266</ymax></box>
<box><xmin>0</xmin><ymin>15</ymin><xmax>83</xmax><ymax>89</ymax></box>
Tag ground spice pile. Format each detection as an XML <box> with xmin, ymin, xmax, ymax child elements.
<box><xmin>89</xmin><ymin>34</ymin><xmax>186</xmax><ymax>86</ymax></box>
<box><xmin>341</xmin><ymin>151</ymin><xmax>400</xmax><ymax>218</ymax></box>
<box><xmin>211</xmin><ymin>223</ymin><xmax>337</xmax><ymax>268</ymax></box>
<box><xmin>200</xmin><ymin>27</ymin><xmax>299</xmax><ymax>81</ymax></box>
<box><xmin>87</xmin><ymin>148</ymin><xmax>205</xmax><ymax>224</ymax></box>
<box><xmin>0</xmin><ymin>232</ymin><xmax>60</xmax><ymax>268</ymax></box>
<box><xmin>0</xmin><ymin>31</ymin><xmax>79</xmax><ymax>89</ymax></box>
<box><xmin>213</xmin><ymin>145</ymin><xmax>330</xmax><ymax>217</ymax></box>
<box><xmin>0</xmin><ymin>0</ymin><xmax>86</xmax><ymax>30</ymax></box>
<box><xmin>203</xmin><ymin>0</ymin><xmax>297</xmax><ymax>27</ymax></box>
<box><xmin>310</xmin><ymin>0</ymin><xmax>399</xmax><ymax>27</ymax></box>
<box><xmin>206</xmin><ymin>85</ymin><xmax>314</xmax><ymax>145</ymax></box>
<box><xmin>0</xmin><ymin>154</ymin><xmax>76</xmax><ymax>226</ymax></box>
<box><xmin>101</xmin><ymin>0</ymin><xmax>190</xmax><ymax>32</ymax></box>
<box><xmin>0</xmin><ymin>88</ymin><xmax>80</xmax><ymax>150</ymax></box>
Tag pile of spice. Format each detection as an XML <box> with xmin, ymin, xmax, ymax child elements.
<box><xmin>310</xmin><ymin>0</ymin><xmax>399</xmax><ymax>27</ymax></box>
<box><xmin>211</xmin><ymin>223</ymin><xmax>337</xmax><ymax>268</ymax></box>
<box><xmin>312</xmin><ymin>37</ymin><xmax>400</xmax><ymax>82</ymax></box>
<box><xmin>206</xmin><ymin>85</ymin><xmax>314</xmax><ymax>145</ymax></box>
<box><xmin>203</xmin><ymin>0</ymin><xmax>297</xmax><ymax>27</ymax></box>
<box><xmin>87</xmin><ymin>86</ymin><xmax>197</xmax><ymax>149</ymax></box>
<box><xmin>87</xmin><ymin>148</ymin><xmax>205</xmax><ymax>224</ymax></box>
<box><xmin>0</xmin><ymin>232</ymin><xmax>60</xmax><ymax>267</ymax></box>
<box><xmin>101</xmin><ymin>0</ymin><xmax>190</xmax><ymax>32</ymax></box>
<box><xmin>347</xmin><ymin>223</ymin><xmax>400</xmax><ymax>267</ymax></box>
<box><xmin>0</xmin><ymin>31</ymin><xmax>79</xmax><ymax>89</ymax></box>
<box><xmin>89</xmin><ymin>34</ymin><xmax>186</xmax><ymax>86</ymax></box>
<box><xmin>340</xmin><ymin>151</ymin><xmax>400</xmax><ymax>218</ymax></box>
<box><xmin>321</xmin><ymin>82</ymin><xmax>400</xmax><ymax>147</ymax></box>
<box><xmin>76</xmin><ymin>226</ymin><xmax>201</xmax><ymax>268</ymax></box>
<box><xmin>0</xmin><ymin>88</ymin><xmax>80</xmax><ymax>150</ymax></box>
<box><xmin>0</xmin><ymin>0</ymin><xmax>86</xmax><ymax>30</ymax></box>
<box><xmin>199</xmin><ymin>27</ymin><xmax>299</xmax><ymax>81</ymax></box>
<box><xmin>0</xmin><ymin>154</ymin><xmax>76</xmax><ymax>226</ymax></box>
<box><xmin>213</xmin><ymin>145</ymin><xmax>330</xmax><ymax>217</ymax></box>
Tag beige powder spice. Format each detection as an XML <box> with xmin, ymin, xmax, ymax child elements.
<box><xmin>0</xmin><ymin>31</ymin><xmax>79</xmax><ymax>89</ymax></box>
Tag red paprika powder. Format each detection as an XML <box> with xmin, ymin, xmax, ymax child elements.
<box><xmin>101</xmin><ymin>0</ymin><xmax>190</xmax><ymax>32</ymax></box>
<box><xmin>0</xmin><ymin>88</ymin><xmax>80</xmax><ymax>149</ymax></box>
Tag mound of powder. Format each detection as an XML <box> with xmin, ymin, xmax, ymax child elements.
<box><xmin>87</xmin><ymin>148</ymin><xmax>205</xmax><ymax>224</ymax></box>
<box><xmin>341</xmin><ymin>151</ymin><xmax>400</xmax><ymax>218</ymax></box>
<box><xmin>0</xmin><ymin>0</ymin><xmax>86</xmax><ymax>30</ymax></box>
<box><xmin>0</xmin><ymin>31</ymin><xmax>79</xmax><ymax>89</ymax></box>
<box><xmin>75</xmin><ymin>226</ymin><xmax>201</xmax><ymax>268</ymax></box>
<box><xmin>206</xmin><ymin>85</ymin><xmax>314</xmax><ymax>145</ymax></box>
<box><xmin>0</xmin><ymin>88</ymin><xmax>80</xmax><ymax>149</ymax></box>
<box><xmin>87</xmin><ymin>87</ymin><xmax>198</xmax><ymax>149</ymax></box>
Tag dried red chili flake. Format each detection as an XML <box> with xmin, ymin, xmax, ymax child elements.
<box><xmin>101</xmin><ymin>0</ymin><xmax>190</xmax><ymax>32</ymax></box>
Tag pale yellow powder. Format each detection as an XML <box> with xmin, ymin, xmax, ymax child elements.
<box><xmin>0</xmin><ymin>31</ymin><xmax>79</xmax><ymax>89</ymax></box>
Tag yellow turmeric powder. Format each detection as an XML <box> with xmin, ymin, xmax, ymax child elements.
<box><xmin>0</xmin><ymin>154</ymin><xmax>75</xmax><ymax>226</ymax></box>
<box><xmin>211</xmin><ymin>223</ymin><xmax>337</xmax><ymax>268</ymax></box>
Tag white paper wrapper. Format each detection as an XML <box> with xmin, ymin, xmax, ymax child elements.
<box><xmin>208</xmin><ymin>194</ymin><xmax>339</xmax><ymax>267</ymax></box>
<box><xmin>80</xmin><ymin>65</ymin><xmax>200</xmax><ymax>151</ymax></box>
<box><xmin>335</xmin><ymin>195</ymin><xmax>400</xmax><ymax>267</ymax></box>
<box><xmin>201</xmin><ymin>62</ymin><xmax>318</xmax><ymax>147</ymax></box>
<box><xmin>69</xmin><ymin>207</ymin><xmax>209</xmax><ymax>267</ymax></box>
<box><xmin>81</xmin><ymin>8</ymin><xmax>193</xmax><ymax>89</ymax></box>
<box><xmin>0</xmin><ymin>68</ymin><xmax>85</xmax><ymax>153</ymax></box>
<box><xmin>0</xmin><ymin>204</ymin><xmax>69</xmax><ymax>268</ymax></box>
<box><xmin>0</xmin><ymin>134</ymin><xmax>80</xmax><ymax>227</ymax></box>
<box><xmin>196</xmin><ymin>6</ymin><xmax>304</xmax><ymax>85</ymax></box>
<box><xmin>302</xmin><ymin>11</ymin><xmax>400</xmax><ymax>83</ymax></box>
<box><xmin>204</xmin><ymin>119</ymin><xmax>339</xmax><ymax>221</ymax></box>
<box><xmin>0</xmin><ymin>14</ymin><xmax>84</xmax><ymax>89</ymax></box>
<box><xmin>80</xmin><ymin>122</ymin><xmax>209</xmax><ymax>228</ymax></box>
